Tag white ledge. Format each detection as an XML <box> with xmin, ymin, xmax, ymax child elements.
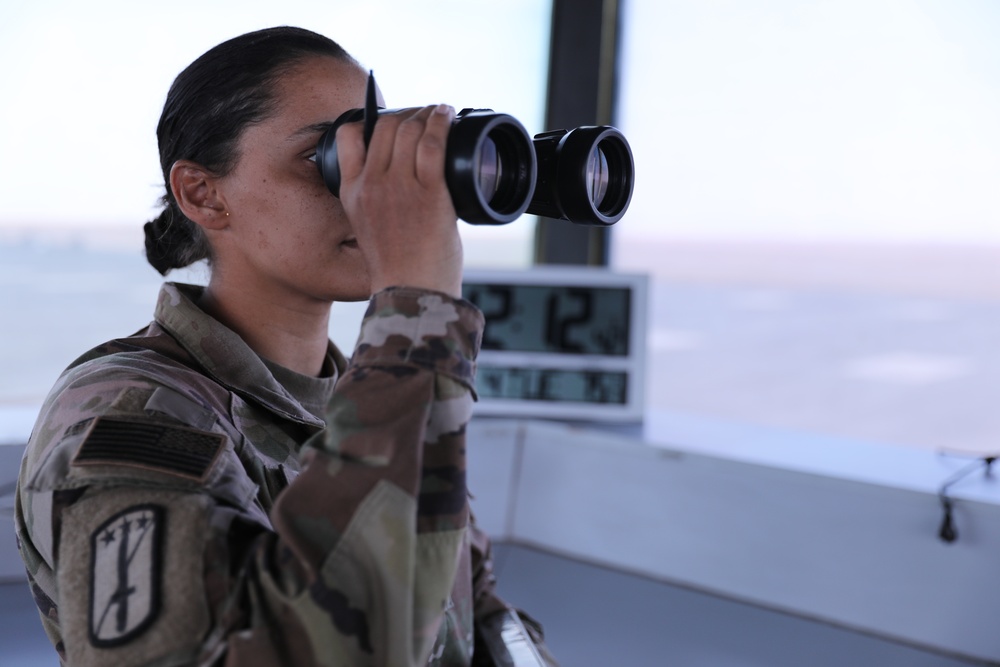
<box><xmin>601</xmin><ymin>409</ymin><xmax>1000</xmax><ymax>505</ymax></box>
<box><xmin>468</xmin><ymin>412</ymin><xmax>1000</xmax><ymax>664</ymax></box>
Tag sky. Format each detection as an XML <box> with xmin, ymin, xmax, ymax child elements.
<box><xmin>0</xmin><ymin>0</ymin><xmax>550</xmax><ymax>243</ymax></box>
<box><xmin>618</xmin><ymin>0</ymin><xmax>1000</xmax><ymax>243</ymax></box>
<box><xmin>1</xmin><ymin>0</ymin><xmax>998</xmax><ymax>244</ymax></box>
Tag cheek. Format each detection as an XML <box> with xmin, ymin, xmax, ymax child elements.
<box><xmin>257</xmin><ymin>226</ymin><xmax>274</xmax><ymax>252</ymax></box>
<box><xmin>268</xmin><ymin>166</ymin><xmax>336</xmax><ymax>217</ymax></box>
<box><xmin>231</xmin><ymin>165</ymin><xmax>344</xmax><ymax>249</ymax></box>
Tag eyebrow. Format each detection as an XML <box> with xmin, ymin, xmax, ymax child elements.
<box><xmin>287</xmin><ymin>121</ymin><xmax>337</xmax><ymax>142</ymax></box>
<box><xmin>288</xmin><ymin>106</ymin><xmax>387</xmax><ymax>143</ymax></box>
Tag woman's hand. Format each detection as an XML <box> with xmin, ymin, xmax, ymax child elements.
<box><xmin>335</xmin><ymin>104</ymin><xmax>463</xmax><ymax>298</ymax></box>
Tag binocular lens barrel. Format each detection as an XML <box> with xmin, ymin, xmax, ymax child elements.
<box><xmin>527</xmin><ymin>126</ymin><xmax>635</xmax><ymax>226</ymax></box>
<box><xmin>314</xmin><ymin>108</ymin><xmax>634</xmax><ymax>226</ymax></box>
<box><xmin>446</xmin><ymin>110</ymin><xmax>538</xmax><ymax>224</ymax></box>
<box><xmin>315</xmin><ymin>108</ymin><xmax>536</xmax><ymax>225</ymax></box>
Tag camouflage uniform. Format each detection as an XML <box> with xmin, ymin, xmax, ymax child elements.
<box><xmin>15</xmin><ymin>282</ymin><xmax>549</xmax><ymax>666</ymax></box>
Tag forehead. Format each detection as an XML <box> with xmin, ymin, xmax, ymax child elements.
<box><xmin>268</xmin><ymin>56</ymin><xmax>371</xmax><ymax>128</ymax></box>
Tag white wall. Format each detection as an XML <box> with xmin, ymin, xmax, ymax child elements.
<box><xmin>468</xmin><ymin>415</ymin><xmax>1000</xmax><ymax>664</ymax></box>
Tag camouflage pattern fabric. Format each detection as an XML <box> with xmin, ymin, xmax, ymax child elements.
<box><xmin>14</xmin><ymin>282</ymin><xmax>554</xmax><ymax>666</ymax></box>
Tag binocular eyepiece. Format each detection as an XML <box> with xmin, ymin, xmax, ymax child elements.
<box><xmin>315</xmin><ymin>107</ymin><xmax>635</xmax><ymax>226</ymax></box>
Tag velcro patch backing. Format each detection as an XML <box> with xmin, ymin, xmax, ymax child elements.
<box><xmin>72</xmin><ymin>417</ymin><xmax>224</xmax><ymax>482</ymax></box>
<box><xmin>59</xmin><ymin>488</ymin><xmax>212</xmax><ymax>666</ymax></box>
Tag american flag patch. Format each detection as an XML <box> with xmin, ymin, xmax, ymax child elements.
<box><xmin>72</xmin><ymin>416</ymin><xmax>224</xmax><ymax>482</ymax></box>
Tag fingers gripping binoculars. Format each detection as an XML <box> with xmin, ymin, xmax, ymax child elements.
<box><xmin>315</xmin><ymin>91</ymin><xmax>635</xmax><ymax>226</ymax></box>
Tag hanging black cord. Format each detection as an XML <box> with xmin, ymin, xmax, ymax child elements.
<box><xmin>937</xmin><ymin>456</ymin><xmax>995</xmax><ymax>543</ymax></box>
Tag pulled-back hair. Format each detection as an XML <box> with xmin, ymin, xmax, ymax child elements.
<box><xmin>144</xmin><ymin>26</ymin><xmax>354</xmax><ymax>275</ymax></box>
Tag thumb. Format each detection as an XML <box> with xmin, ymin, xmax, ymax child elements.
<box><xmin>334</xmin><ymin>121</ymin><xmax>366</xmax><ymax>187</ymax></box>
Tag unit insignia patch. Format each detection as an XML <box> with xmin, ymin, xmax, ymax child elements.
<box><xmin>89</xmin><ymin>504</ymin><xmax>164</xmax><ymax>646</ymax></box>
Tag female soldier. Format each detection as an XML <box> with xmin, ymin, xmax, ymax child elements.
<box><xmin>15</xmin><ymin>26</ymin><xmax>553</xmax><ymax>666</ymax></box>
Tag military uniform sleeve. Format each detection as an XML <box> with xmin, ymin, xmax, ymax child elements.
<box><xmin>258</xmin><ymin>287</ymin><xmax>483</xmax><ymax>666</ymax></box>
<box><xmin>17</xmin><ymin>287</ymin><xmax>484</xmax><ymax>667</ymax></box>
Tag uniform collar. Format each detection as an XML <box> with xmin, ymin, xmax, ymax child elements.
<box><xmin>153</xmin><ymin>282</ymin><xmax>344</xmax><ymax>428</ymax></box>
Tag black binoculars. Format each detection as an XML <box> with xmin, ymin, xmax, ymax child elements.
<box><xmin>315</xmin><ymin>107</ymin><xmax>635</xmax><ymax>226</ymax></box>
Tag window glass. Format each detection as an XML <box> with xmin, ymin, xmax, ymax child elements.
<box><xmin>614</xmin><ymin>0</ymin><xmax>1000</xmax><ymax>453</ymax></box>
<box><xmin>0</xmin><ymin>0</ymin><xmax>551</xmax><ymax>406</ymax></box>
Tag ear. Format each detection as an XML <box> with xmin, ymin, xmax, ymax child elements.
<box><xmin>169</xmin><ymin>160</ymin><xmax>230</xmax><ymax>230</ymax></box>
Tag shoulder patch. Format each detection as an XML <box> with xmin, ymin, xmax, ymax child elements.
<box><xmin>72</xmin><ymin>416</ymin><xmax>224</xmax><ymax>482</ymax></box>
<box><xmin>89</xmin><ymin>504</ymin><xmax>163</xmax><ymax>647</ymax></box>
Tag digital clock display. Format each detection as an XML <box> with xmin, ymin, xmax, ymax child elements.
<box><xmin>462</xmin><ymin>267</ymin><xmax>647</xmax><ymax>422</ymax></box>
<box><xmin>462</xmin><ymin>283</ymin><xmax>631</xmax><ymax>356</ymax></box>
<box><xmin>477</xmin><ymin>366</ymin><xmax>628</xmax><ymax>404</ymax></box>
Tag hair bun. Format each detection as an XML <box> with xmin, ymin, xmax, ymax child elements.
<box><xmin>144</xmin><ymin>205</ymin><xmax>201</xmax><ymax>276</ymax></box>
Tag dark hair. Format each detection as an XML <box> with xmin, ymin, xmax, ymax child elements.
<box><xmin>144</xmin><ymin>26</ymin><xmax>354</xmax><ymax>275</ymax></box>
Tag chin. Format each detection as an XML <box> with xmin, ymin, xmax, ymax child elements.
<box><xmin>335</xmin><ymin>292</ymin><xmax>372</xmax><ymax>303</ymax></box>
<box><xmin>324</xmin><ymin>278</ymin><xmax>372</xmax><ymax>303</ymax></box>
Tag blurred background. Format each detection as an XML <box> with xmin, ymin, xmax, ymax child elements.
<box><xmin>2</xmin><ymin>1</ymin><xmax>1000</xmax><ymax>665</ymax></box>
<box><xmin>2</xmin><ymin>0</ymin><xmax>999</xmax><ymax>453</ymax></box>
